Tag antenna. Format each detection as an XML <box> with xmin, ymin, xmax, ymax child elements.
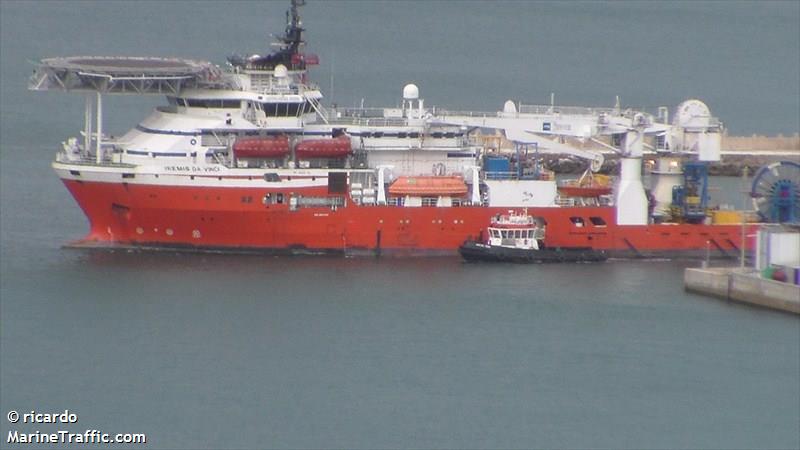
<box><xmin>330</xmin><ymin>50</ymin><xmax>335</xmax><ymax>103</ymax></box>
<box><xmin>280</xmin><ymin>0</ymin><xmax>306</xmax><ymax>54</ymax></box>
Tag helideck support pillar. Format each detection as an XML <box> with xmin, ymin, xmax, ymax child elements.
<box><xmin>95</xmin><ymin>92</ymin><xmax>103</xmax><ymax>164</ymax></box>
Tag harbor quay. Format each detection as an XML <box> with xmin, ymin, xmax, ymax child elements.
<box><xmin>685</xmin><ymin>267</ymin><xmax>800</xmax><ymax>314</ymax></box>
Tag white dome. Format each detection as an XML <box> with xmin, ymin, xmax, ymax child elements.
<box><xmin>674</xmin><ymin>99</ymin><xmax>712</xmax><ymax>128</ymax></box>
<box><xmin>403</xmin><ymin>83</ymin><xmax>419</xmax><ymax>100</ymax></box>
<box><xmin>503</xmin><ymin>100</ymin><xmax>517</xmax><ymax>114</ymax></box>
<box><xmin>274</xmin><ymin>64</ymin><xmax>288</xmax><ymax>78</ymax></box>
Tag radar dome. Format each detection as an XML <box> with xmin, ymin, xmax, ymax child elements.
<box><xmin>503</xmin><ymin>100</ymin><xmax>517</xmax><ymax>114</ymax></box>
<box><xmin>274</xmin><ymin>64</ymin><xmax>288</xmax><ymax>78</ymax></box>
<box><xmin>403</xmin><ymin>83</ymin><xmax>419</xmax><ymax>100</ymax></box>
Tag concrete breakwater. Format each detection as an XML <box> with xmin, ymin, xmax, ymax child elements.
<box><xmin>722</xmin><ymin>133</ymin><xmax>800</xmax><ymax>152</ymax></box>
<box><xmin>540</xmin><ymin>153</ymin><xmax>796</xmax><ymax>176</ymax></box>
<box><xmin>535</xmin><ymin>133</ymin><xmax>799</xmax><ymax>175</ymax></box>
<box><xmin>684</xmin><ymin>267</ymin><xmax>800</xmax><ymax>314</ymax></box>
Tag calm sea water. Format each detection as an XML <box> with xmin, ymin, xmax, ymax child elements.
<box><xmin>1</xmin><ymin>2</ymin><xmax>798</xmax><ymax>449</ymax></box>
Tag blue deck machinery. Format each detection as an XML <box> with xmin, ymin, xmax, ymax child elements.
<box><xmin>671</xmin><ymin>161</ymin><xmax>710</xmax><ymax>223</ymax></box>
<box><xmin>750</xmin><ymin>161</ymin><xmax>800</xmax><ymax>224</ymax></box>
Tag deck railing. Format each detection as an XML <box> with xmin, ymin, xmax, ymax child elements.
<box><xmin>55</xmin><ymin>150</ymin><xmax>136</xmax><ymax>168</ymax></box>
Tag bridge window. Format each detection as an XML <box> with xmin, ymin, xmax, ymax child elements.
<box><xmin>570</xmin><ymin>217</ymin><xmax>585</xmax><ymax>227</ymax></box>
<box><xmin>262</xmin><ymin>102</ymin><xmax>308</xmax><ymax>117</ymax></box>
<box><xmin>184</xmin><ymin>98</ymin><xmax>240</xmax><ymax>108</ymax></box>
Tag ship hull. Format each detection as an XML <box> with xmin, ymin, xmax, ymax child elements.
<box><xmin>60</xmin><ymin>178</ymin><xmax>756</xmax><ymax>259</ymax></box>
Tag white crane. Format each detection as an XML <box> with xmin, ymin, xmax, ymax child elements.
<box><xmin>434</xmin><ymin>98</ymin><xmax>722</xmax><ymax>225</ymax></box>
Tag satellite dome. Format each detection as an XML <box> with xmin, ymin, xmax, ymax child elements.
<box><xmin>274</xmin><ymin>64</ymin><xmax>288</xmax><ymax>78</ymax></box>
<box><xmin>503</xmin><ymin>100</ymin><xmax>517</xmax><ymax>114</ymax></box>
<box><xmin>403</xmin><ymin>83</ymin><xmax>419</xmax><ymax>100</ymax></box>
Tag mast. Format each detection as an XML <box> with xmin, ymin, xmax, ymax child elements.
<box><xmin>282</xmin><ymin>0</ymin><xmax>305</xmax><ymax>55</ymax></box>
<box><xmin>227</xmin><ymin>0</ymin><xmax>311</xmax><ymax>71</ymax></box>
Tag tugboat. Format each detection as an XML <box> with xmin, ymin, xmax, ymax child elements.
<box><xmin>459</xmin><ymin>210</ymin><xmax>608</xmax><ymax>263</ymax></box>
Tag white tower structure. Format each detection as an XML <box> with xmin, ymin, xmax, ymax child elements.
<box><xmin>650</xmin><ymin>157</ymin><xmax>683</xmax><ymax>219</ymax></box>
<box><xmin>671</xmin><ymin>99</ymin><xmax>722</xmax><ymax>162</ymax></box>
<box><xmin>402</xmin><ymin>83</ymin><xmax>424</xmax><ymax>124</ymax></box>
<box><xmin>650</xmin><ymin>99</ymin><xmax>723</xmax><ymax>220</ymax></box>
<box><xmin>615</xmin><ymin>121</ymin><xmax>649</xmax><ymax>225</ymax></box>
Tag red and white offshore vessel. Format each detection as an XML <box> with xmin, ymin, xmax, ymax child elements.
<box><xmin>30</xmin><ymin>0</ymin><xmax>758</xmax><ymax>257</ymax></box>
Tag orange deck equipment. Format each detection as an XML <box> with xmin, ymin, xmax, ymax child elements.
<box><xmin>388</xmin><ymin>176</ymin><xmax>469</xmax><ymax>196</ymax></box>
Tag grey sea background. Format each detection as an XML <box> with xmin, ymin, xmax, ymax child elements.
<box><xmin>1</xmin><ymin>1</ymin><xmax>798</xmax><ymax>449</ymax></box>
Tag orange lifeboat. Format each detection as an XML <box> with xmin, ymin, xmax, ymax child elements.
<box><xmin>233</xmin><ymin>136</ymin><xmax>290</xmax><ymax>158</ymax></box>
<box><xmin>388</xmin><ymin>176</ymin><xmax>468</xmax><ymax>196</ymax></box>
<box><xmin>295</xmin><ymin>136</ymin><xmax>352</xmax><ymax>159</ymax></box>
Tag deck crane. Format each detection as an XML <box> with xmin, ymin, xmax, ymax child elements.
<box><xmin>434</xmin><ymin>98</ymin><xmax>722</xmax><ymax>225</ymax></box>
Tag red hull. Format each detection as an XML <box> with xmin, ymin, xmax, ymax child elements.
<box><xmin>62</xmin><ymin>179</ymin><xmax>756</xmax><ymax>257</ymax></box>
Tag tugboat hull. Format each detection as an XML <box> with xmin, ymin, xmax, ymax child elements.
<box><xmin>459</xmin><ymin>241</ymin><xmax>608</xmax><ymax>263</ymax></box>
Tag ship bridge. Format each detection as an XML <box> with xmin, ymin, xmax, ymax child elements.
<box><xmin>29</xmin><ymin>56</ymin><xmax>225</xmax><ymax>164</ymax></box>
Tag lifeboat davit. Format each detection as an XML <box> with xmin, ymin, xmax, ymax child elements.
<box><xmin>294</xmin><ymin>136</ymin><xmax>352</xmax><ymax>159</ymax></box>
<box><xmin>388</xmin><ymin>176</ymin><xmax>468</xmax><ymax>196</ymax></box>
<box><xmin>233</xmin><ymin>136</ymin><xmax>290</xmax><ymax>158</ymax></box>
